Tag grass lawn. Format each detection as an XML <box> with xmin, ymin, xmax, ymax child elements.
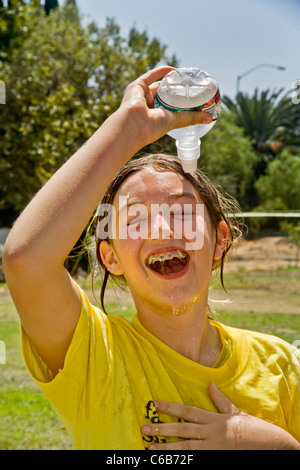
<box><xmin>0</xmin><ymin>267</ymin><xmax>299</xmax><ymax>450</ymax></box>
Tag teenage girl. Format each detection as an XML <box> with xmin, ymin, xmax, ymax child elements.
<box><xmin>3</xmin><ymin>66</ymin><xmax>300</xmax><ymax>450</ymax></box>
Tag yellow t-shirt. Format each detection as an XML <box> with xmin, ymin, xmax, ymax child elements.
<box><xmin>21</xmin><ymin>283</ymin><xmax>300</xmax><ymax>450</ymax></box>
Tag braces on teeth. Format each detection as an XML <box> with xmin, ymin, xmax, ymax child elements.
<box><xmin>147</xmin><ymin>250</ymin><xmax>188</xmax><ymax>265</ymax></box>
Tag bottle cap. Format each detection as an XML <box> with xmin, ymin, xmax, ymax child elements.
<box><xmin>176</xmin><ymin>138</ymin><xmax>201</xmax><ymax>173</ymax></box>
<box><xmin>180</xmin><ymin>159</ymin><xmax>198</xmax><ymax>173</ymax></box>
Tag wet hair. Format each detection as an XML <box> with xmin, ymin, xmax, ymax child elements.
<box><xmin>91</xmin><ymin>153</ymin><xmax>243</xmax><ymax>314</ymax></box>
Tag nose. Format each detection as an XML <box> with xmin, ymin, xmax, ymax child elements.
<box><xmin>150</xmin><ymin>211</ymin><xmax>174</xmax><ymax>240</ymax></box>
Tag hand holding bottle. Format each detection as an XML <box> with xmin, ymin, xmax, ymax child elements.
<box><xmin>155</xmin><ymin>68</ymin><xmax>221</xmax><ymax>172</ymax></box>
<box><xmin>119</xmin><ymin>66</ymin><xmax>213</xmax><ymax>153</ymax></box>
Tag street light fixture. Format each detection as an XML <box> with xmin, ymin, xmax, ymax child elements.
<box><xmin>236</xmin><ymin>63</ymin><xmax>286</xmax><ymax>96</ymax></box>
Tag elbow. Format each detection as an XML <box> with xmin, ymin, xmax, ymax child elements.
<box><xmin>2</xmin><ymin>238</ymin><xmax>29</xmax><ymax>276</ymax></box>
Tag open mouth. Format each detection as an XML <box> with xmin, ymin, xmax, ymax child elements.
<box><xmin>146</xmin><ymin>249</ymin><xmax>190</xmax><ymax>276</ymax></box>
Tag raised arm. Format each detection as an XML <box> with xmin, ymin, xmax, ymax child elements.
<box><xmin>3</xmin><ymin>66</ymin><xmax>212</xmax><ymax>374</ymax></box>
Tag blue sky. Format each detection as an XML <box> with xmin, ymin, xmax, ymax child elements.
<box><xmin>76</xmin><ymin>0</ymin><xmax>299</xmax><ymax>99</ymax></box>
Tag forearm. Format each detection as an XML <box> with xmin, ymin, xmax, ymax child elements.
<box><xmin>230</xmin><ymin>415</ymin><xmax>300</xmax><ymax>450</ymax></box>
<box><xmin>4</xmin><ymin>108</ymin><xmax>137</xmax><ymax>272</ymax></box>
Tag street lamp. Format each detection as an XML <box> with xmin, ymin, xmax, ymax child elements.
<box><xmin>236</xmin><ymin>63</ymin><xmax>286</xmax><ymax>96</ymax></box>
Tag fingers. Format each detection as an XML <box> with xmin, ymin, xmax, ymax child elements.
<box><xmin>142</xmin><ymin>422</ymin><xmax>206</xmax><ymax>440</ymax></box>
<box><xmin>138</xmin><ymin>65</ymin><xmax>176</xmax><ymax>86</ymax></box>
<box><xmin>208</xmin><ymin>383</ymin><xmax>240</xmax><ymax>415</ymax></box>
<box><xmin>153</xmin><ymin>400</ymin><xmax>213</xmax><ymax>424</ymax></box>
<box><xmin>171</xmin><ymin>109</ymin><xmax>213</xmax><ymax>128</ymax></box>
<box><xmin>120</xmin><ymin>66</ymin><xmax>213</xmax><ymax>147</ymax></box>
<box><xmin>148</xmin><ymin>81</ymin><xmax>161</xmax><ymax>96</ymax></box>
<box><xmin>127</xmin><ymin>66</ymin><xmax>175</xmax><ymax>98</ymax></box>
<box><xmin>121</xmin><ymin>67</ymin><xmax>173</xmax><ymax>107</ymax></box>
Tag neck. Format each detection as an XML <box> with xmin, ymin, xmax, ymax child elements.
<box><xmin>134</xmin><ymin>293</ymin><xmax>221</xmax><ymax>367</ymax></box>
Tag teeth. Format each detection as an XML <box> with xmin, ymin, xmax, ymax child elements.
<box><xmin>147</xmin><ymin>250</ymin><xmax>188</xmax><ymax>265</ymax></box>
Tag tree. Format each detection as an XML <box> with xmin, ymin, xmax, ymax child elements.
<box><xmin>222</xmin><ymin>88</ymin><xmax>300</xmax><ymax>210</ymax></box>
<box><xmin>255</xmin><ymin>150</ymin><xmax>300</xmax><ymax>211</ymax></box>
<box><xmin>251</xmin><ymin>150</ymin><xmax>300</xmax><ymax>235</ymax></box>
<box><xmin>223</xmin><ymin>88</ymin><xmax>300</xmax><ymax>174</ymax></box>
<box><xmin>199</xmin><ymin>111</ymin><xmax>259</xmax><ymax>209</ymax></box>
<box><xmin>0</xmin><ymin>3</ymin><xmax>177</xmax><ymax>228</ymax></box>
<box><xmin>0</xmin><ymin>0</ymin><xmax>40</xmax><ymax>62</ymax></box>
<box><xmin>287</xmin><ymin>223</ymin><xmax>300</xmax><ymax>266</ymax></box>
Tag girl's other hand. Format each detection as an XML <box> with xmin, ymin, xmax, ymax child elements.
<box><xmin>141</xmin><ymin>383</ymin><xmax>300</xmax><ymax>450</ymax></box>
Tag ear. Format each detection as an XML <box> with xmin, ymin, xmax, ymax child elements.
<box><xmin>99</xmin><ymin>240</ymin><xmax>124</xmax><ymax>276</ymax></box>
<box><xmin>214</xmin><ymin>221</ymin><xmax>229</xmax><ymax>261</ymax></box>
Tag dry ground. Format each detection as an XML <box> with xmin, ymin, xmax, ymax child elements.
<box><xmin>226</xmin><ymin>236</ymin><xmax>300</xmax><ymax>273</ymax></box>
<box><xmin>209</xmin><ymin>236</ymin><xmax>300</xmax><ymax>315</ymax></box>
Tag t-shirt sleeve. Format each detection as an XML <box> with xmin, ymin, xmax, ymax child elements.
<box><xmin>287</xmin><ymin>343</ymin><xmax>300</xmax><ymax>442</ymax></box>
<box><xmin>21</xmin><ymin>282</ymin><xmax>112</xmax><ymax>422</ymax></box>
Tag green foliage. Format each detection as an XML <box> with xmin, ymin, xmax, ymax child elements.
<box><xmin>222</xmin><ymin>88</ymin><xmax>300</xmax><ymax>212</ymax></box>
<box><xmin>200</xmin><ymin>111</ymin><xmax>258</xmax><ymax>209</ymax></box>
<box><xmin>0</xmin><ymin>0</ymin><xmax>41</xmax><ymax>61</ymax></box>
<box><xmin>0</xmin><ymin>2</ymin><xmax>177</xmax><ymax>226</ymax></box>
<box><xmin>248</xmin><ymin>150</ymin><xmax>300</xmax><ymax>234</ymax></box>
<box><xmin>255</xmin><ymin>150</ymin><xmax>300</xmax><ymax>210</ymax></box>
<box><xmin>288</xmin><ymin>224</ymin><xmax>300</xmax><ymax>248</ymax></box>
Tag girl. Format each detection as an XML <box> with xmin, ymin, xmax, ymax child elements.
<box><xmin>3</xmin><ymin>66</ymin><xmax>300</xmax><ymax>450</ymax></box>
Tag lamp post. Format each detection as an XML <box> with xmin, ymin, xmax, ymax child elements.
<box><xmin>236</xmin><ymin>63</ymin><xmax>286</xmax><ymax>96</ymax></box>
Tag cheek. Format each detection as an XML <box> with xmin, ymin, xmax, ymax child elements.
<box><xmin>184</xmin><ymin>212</ymin><xmax>215</xmax><ymax>254</ymax></box>
<box><xmin>113</xmin><ymin>237</ymin><xmax>143</xmax><ymax>274</ymax></box>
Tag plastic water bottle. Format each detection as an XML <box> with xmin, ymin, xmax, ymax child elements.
<box><xmin>155</xmin><ymin>68</ymin><xmax>221</xmax><ymax>173</ymax></box>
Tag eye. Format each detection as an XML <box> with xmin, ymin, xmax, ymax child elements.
<box><xmin>173</xmin><ymin>211</ymin><xmax>194</xmax><ymax>218</ymax></box>
<box><xmin>127</xmin><ymin>217</ymin><xmax>148</xmax><ymax>227</ymax></box>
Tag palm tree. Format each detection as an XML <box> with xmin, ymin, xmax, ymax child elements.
<box><xmin>223</xmin><ymin>88</ymin><xmax>300</xmax><ymax>165</ymax></box>
<box><xmin>222</xmin><ymin>88</ymin><xmax>300</xmax><ymax>209</ymax></box>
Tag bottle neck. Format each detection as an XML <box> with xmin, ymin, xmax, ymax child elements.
<box><xmin>176</xmin><ymin>138</ymin><xmax>201</xmax><ymax>173</ymax></box>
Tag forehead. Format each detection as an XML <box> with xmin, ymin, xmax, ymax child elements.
<box><xmin>114</xmin><ymin>168</ymin><xmax>200</xmax><ymax>205</ymax></box>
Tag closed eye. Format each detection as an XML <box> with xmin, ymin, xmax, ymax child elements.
<box><xmin>173</xmin><ymin>212</ymin><xmax>194</xmax><ymax>218</ymax></box>
<box><xmin>127</xmin><ymin>217</ymin><xmax>148</xmax><ymax>226</ymax></box>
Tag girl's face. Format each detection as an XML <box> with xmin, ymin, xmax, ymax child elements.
<box><xmin>100</xmin><ymin>168</ymin><xmax>227</xmax><ymax>314</ymax></box>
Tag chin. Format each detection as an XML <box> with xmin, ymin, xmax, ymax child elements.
<box><xmin>158</xmin><ymin>288</ymin><xmax>203</xmax><ymax>314</ymax></box>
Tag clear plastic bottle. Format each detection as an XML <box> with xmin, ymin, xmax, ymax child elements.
<box><xmin>155</xmin><ymin>68</ymin><xmax>221</xmax><ymax>172</ymax></box>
